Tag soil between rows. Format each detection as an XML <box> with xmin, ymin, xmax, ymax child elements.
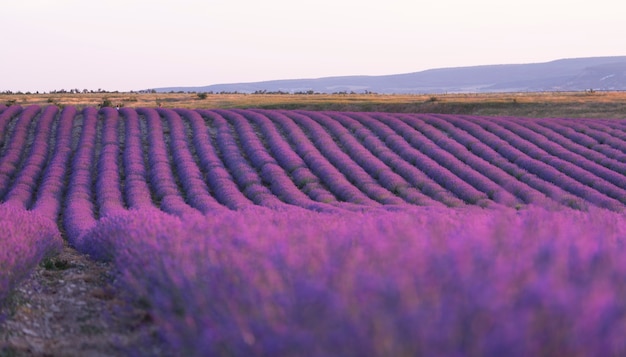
<box><xmin>0</xmin><ymin>244</ymin><xmax>166</xmax><ymax>357</ymax></box>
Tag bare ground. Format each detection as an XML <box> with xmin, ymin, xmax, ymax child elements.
<box><xmin>0</xmin><ymin>244</ymin><xmax>167</xmax><ymax>357</ymax></box>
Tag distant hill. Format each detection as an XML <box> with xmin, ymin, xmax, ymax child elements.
<box><xmin>153</xmin><ymin>56</ymin><xmax>626</xmax><ymax>94</ymax></box>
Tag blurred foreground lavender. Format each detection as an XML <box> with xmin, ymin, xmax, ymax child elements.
<box><xmin>83</xmin><ymin>206</ymin><xmax>626</xmax><ymax>356</ymax></box>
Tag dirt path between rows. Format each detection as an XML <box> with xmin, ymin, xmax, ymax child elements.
<box><xmin>0</xmin><ymin>244</ymin><xmax>166</xmax><ymax>357</ymax></box>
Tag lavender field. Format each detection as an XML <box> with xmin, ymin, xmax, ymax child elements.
<box><xmin>2</xmin><ymin>104</ymin><xmax>626</xmax><ymax>355</ymax></box>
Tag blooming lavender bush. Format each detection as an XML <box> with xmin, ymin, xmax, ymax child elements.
<box><xmin>81</xmin><ymin>206</ymin><xmax>626</xmax><ymax>356</ymax></box>
<box><xmin>0</xmin><ymin>204</ymin><xmax>63</xmax><ymax>304</ymax></box>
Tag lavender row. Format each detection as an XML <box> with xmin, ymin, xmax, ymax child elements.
<box><xmin>203</xmin><ymin>110</ymin><xmax>288</xmax><ymax>209</ymax></box>
<box><xmin>502</xmin><ymin>117</ymin><xmax>626</xmax><ymax>190</ymax></box>
<box><xmin>63</xmin><ymin>107</ymin><xmax>99</xmax><ymax>244</ymax></box>
<box><xmin>137</xmin><ymin>108</ymin><xmax>198</xmax><ymax>217</ymax></box>
<box><xmin>177</xmin><ymin>109</ymin><xmax>252</xmax><ymax>209</ymax></box>
<box><xmin>439</xmin><ymin>114</ymin><xmax>622</xmax><ymax>211</ymax></box>
<box><xmin>383</xmin><ymin>113</ymin><xmax>519</xmax><ymax>205</ymax></box>
<box><xmin>406</xmin><ymin>113</ymin><xmax>550</xmax><ymax>205</ymax></box>
<box><xmin>0</xmin><ymin>204</ymin><xmax>63</xmax><ymax>304</ymax></box>
<box><xmin>92</xmin><ymin>206</ymin><xmax>626</xmax><ymax>356</ymax></box>
<box><xmin>228</xmin><ymin>109</ymin><xmax>341</xmax><ymax>212</ymax></box>
<box><xmin>331</xmin><ymin>112</ymin><xmax>464</xmax><ymax>207</ymax></box>
<box><xmin>485</xmin><ymin>116</ymin><xmax>626</xmax><ymax>204</ymax></box>
<box><xmin>299</xmin><ymin>110</ymin><xmax>437</xmax><ymax>206</ymax></box>
<box><xmin>0</xmin><ymin>105</ymin><xmax>22</xmax><ymax>149</ymax></box>
<box><xmin>31</xmin><ymin>107</ymin><xmax>77</xmax><ymax>219</ymax></box>
<box><xmin>343</xmin><ymin>111</ymin><xmax>484</xmax><ymax>205</ymax></box>
<box><xmin>286</xmin><ymin>111</ymin><xmax>405</xmax><ymax>205</ymax></box>
<box><xmin>261</xmin><ymin>110</ymin><xmax>379</xmax><ymax>206</ymax></box>
<box><xmin>3</xmin><ymin>106</ymin><xmax>58</xmax><ymax>209</ymax></box>
<box><xmin>119</xmin><ymin>108</ymin><xmax>154</xmax><ymax>210</ymax></box>
<box><xmin>463</xmin><ymin>115</ymin><xmax>625</xmax><ymax>210</ymax></box>
<box><xmin>95</xmin><ymin>107</ymin><xmax>126</xmax><ymax>217</ymax></box>
<box><xmin>318</xmin><ymin>112</ymin><xmax>445</xmax><ymax>207</ymax></box>
<box><xmin>419</xmin><ymin>114</ymin><xmax>580</xmax><ymax>207</ymax></box>
<box><xmin>158</xmin><ymin>108</ymin><xmax>223</xmax><ymax>213</ymax></box>
<box><xmin>541</xmin><ymin>118</ymin><xmax>626</xmax><ymax>163</ymax></box>
<box><xmin>0</xmin><ymin>105</ymin><xmax>40</xmax><ymax>199</ymax></box>
<box><xmin>245</xmin><ymin>110</ymin><xmax>343</xmax><ymax>208</ymax></box>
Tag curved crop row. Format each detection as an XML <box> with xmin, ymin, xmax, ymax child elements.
<box><xmin>63</xmin><ymin>107</ymin><xmax>99</xmax><ymax>243</ymax></box>
<box><xmin>178</xmin><ymin>109</ymin><xmax>252</xmax><ymax>209</ymax></box>
<box><xmin>227</xmin><ymin>109</ymin><xmax>339</xmax><ymax>212</ymax></box>
<box><xmin>138</xmin><ymin>107</ymin><xmax>198</xmax><ymax>216</ymax></box>
<box><xmin>3</xmin><ymin>106</ymin><xmax>58</xmax><ymax>209</ymax></box>
<box><xmin>380</xmin><ymin>113</ymin><xmax>516</xmax><ymax>205</ymax></box>
<box><xmin>119</xmin><ymin>107</ymin><xmax>154</xmax><ymax>210</ymax></box>
<box><xmin>287</xmin><ymin>111</ymin><xmax>404</xmax><ymax>205</ymax></box>
<box><xmin>96</xmin><ymin>107</ymin><xmax>125</xmax><ymax>217</ymax></box>
<box><xmin>158</xmin><ymin>108</ymin><xmax>222</xmax><ymax>213</ymax></box>
<box><xmin>420</xmin><ymin>114</ymin><xmax>578</xmax><ymax>206</ymax></box>
<box><xmin>205</xmin><ymin>109</ymin><xmax>288</xmax><ymax>208</ymax></box>
<box><xmin>255</xmin><ymin>110</ymin><xmax>379</xmax><ymax>207</ymax></box>
<box><xmin>0</xmin><ymin>105</ymin><xmax>40</xmax><ymax>199</ymax></box>
<box><xmin>244</xmin><ymin>110</ymin><xmax>341</xmax><ymax>208</ymax></box>
<box><xmin>463</xmin><ymin>115</ymin><xmax>624</xmax><ymax>210</ymax></box>
<box><xmin>484</xmin><ymin>116</ymin><xmax>626</xmax><ymax>204</ymax></box>
<box><xmin>321</xmin><ymin>113</ymin><xmax>439</xmax><ymax>205</ymax></box>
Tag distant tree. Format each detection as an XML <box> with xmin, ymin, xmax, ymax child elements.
<box><xmin>197</xmin><ymin>92</ymin><xmax>208</xmax><ymax>100</ymax></box>
<box><xmin>99</xmin><ymin>98</ymin><xmax>113</xmax><ymax>108</ymax></box>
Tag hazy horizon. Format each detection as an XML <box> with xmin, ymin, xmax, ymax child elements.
<box><xmin>1</xmin><ymin>0</ymin><xmax>624</xmax><ymax>92</ymax></box>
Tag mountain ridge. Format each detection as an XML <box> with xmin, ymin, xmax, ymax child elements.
<box><xmin>152</xmin><ymin>56</ymin><xmax>626</xmax><ymax>94</ymax></box>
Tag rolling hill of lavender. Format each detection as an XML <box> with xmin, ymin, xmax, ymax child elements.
<box><xmin>2</xmin><ymin>104</ymin><xmax>626</xmax><ymax>356</ymax></box>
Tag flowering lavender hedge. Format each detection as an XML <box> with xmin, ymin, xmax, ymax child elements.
<box><xmin>226</xmin><ymin>110</ymin><xmax>339</xmax><ymax>212</ymax></box>
<box><xmin>158</xmin><ymin>108</ymin><xmax>223</xmax><ymax>213</ymax></box>
<box><xmin>262</xmin><ymin>110</ymin><xmax>378</xmax><ymax>207</ymax></box>
<box><xmin>421</xmin><ymin>114</ymin><xmax>578</xmax><ymax>207</ymax></box>
<box><xmin>3</xmin><ymin>106</ymin><xmax>58</xmax><ymax>209</ymax></box>
<box><xmin>0</xmin><ymin>105</ymin><xmax>22</xmax><ymax>146</ymax></box>
<box><xmin>63</xmin><ymin>107</ymin><xmax>99</xmax><ymax>245</ymax></box>
<box><xmin>486</xmin><ymin>116</ymin><xmax>626</xmax><ymax>204</ymax></box>
<box><xmin>0</xmin><ymin>105</ymin><xmax>40</xmax><ymax>199</ymax></box>
<box><xmin>0</xmin><ymin>204</ymin><xmax>63</xmax><ymax>304</ymax></box>
<box><xmin>139</xmin><ymin>107</ymin><xmax>199</xmax><ymax>216</ymax></box>
<box><xmin>338</xmin><ymin>112</ymin><xmax>465</xmax><ymax>207</ymax></box>
<box><xmin>32</xmin><ymin>106</ymin><xmax>77</xmax><ymax>218</ymax></box>
<box><xmin>83</xmin><ymin>206</ymin><xmax>626</xmax><ymax>356</ymax></box>
<box><xmin>288</xmin><ymin>111</ymin><xmax>404</xmax><ymax>205</ymax></box>
<box><xmin>329</xmin><ymin>112</ymin><xmax>440</xmax><ymax>205</ymax></box>
<box><xmin>543</xmin><ymin>119</ymin><xmax>626</xmax><ymax>165</ymax></box>
<box><xmin>245</xmin><ymin>110</ymin><xmax>341</xmax><ymax>207</ymax></box>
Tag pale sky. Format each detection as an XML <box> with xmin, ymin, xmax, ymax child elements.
<box><xmin>1</xmin><ymin>0</ymin><xmax>623</xmax><ymax>92</ymax></box>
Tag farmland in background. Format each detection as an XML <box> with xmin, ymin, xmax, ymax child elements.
<box><xmin>2</xmin><ymin>100</ymin><xmax>626</xmax><ymax>355</ymax></box>
<box><xmin>2</xmin><ymin>90</ymin><xmax>626</xmax><ymax>118</ymax></box>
